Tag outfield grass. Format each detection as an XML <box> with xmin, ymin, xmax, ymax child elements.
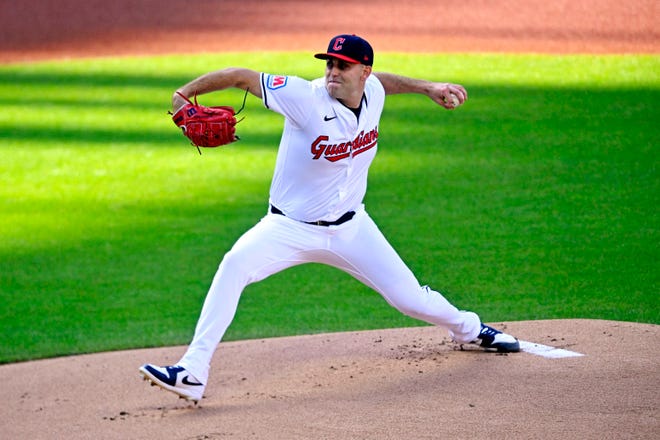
<box><xmin>0</xmin><ymin>53</ymin><xmax>658</xmax><ymax>363</ymax></box>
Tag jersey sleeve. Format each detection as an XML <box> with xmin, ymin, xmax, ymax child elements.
<box><xmin>260</xmin><ymin>73</ymin><xmax>314</xmax><ymax>127</ymax></box>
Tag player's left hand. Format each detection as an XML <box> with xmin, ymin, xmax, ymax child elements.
<box><xmin>429</xmin><ymin>83</ymin><xmax>468</xmax><ymax>109</ymax></box>
<box><xmin>170</xmin><ymin>92</ymin><xmax>240</xmax><ymax>152</ymax></box>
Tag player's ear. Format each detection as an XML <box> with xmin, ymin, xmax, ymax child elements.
<box><xmin>361</xmin><ymin>65</ymin><xmax>372</xmax><ymax>80</ymax></box>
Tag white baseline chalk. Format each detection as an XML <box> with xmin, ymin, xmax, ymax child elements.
<box><xmin>519</xmin><ymin>340</ymin><xmax>584</xmax><ymax>359</ymax></box>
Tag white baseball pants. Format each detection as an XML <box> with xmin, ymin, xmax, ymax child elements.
<box><xmin>178</xmin><ymin>207</ymin><xmax>481</xmax><ymax>384</ymax></box>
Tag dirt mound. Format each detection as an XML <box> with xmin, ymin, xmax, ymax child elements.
<box><xmin>2</xmin><ymin>320</ymin><xmax>658</xmax><ymax>439</ymax></box>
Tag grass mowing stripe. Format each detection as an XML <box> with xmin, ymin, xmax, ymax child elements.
<box><xmin>0</xmin><ymin>53</ymin><xmax>657</xmax><ymax>363</ymax></box>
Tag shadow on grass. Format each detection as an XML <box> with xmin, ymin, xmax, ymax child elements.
<box><xmin>1</xmin><ymin>67</ymin><xmax>658</xmax><ymax>363</ymax></box>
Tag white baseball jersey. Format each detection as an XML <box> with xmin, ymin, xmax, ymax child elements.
<box><xmin>260</xmin><ymin>72</ymin><xmax>385</xmax><ymax>223</ymax></box>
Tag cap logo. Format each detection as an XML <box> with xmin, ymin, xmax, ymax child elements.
<box><xmin>332</xmin><ymin>37</ymin><xmax>345</xmax><ymax>51</ymax></box>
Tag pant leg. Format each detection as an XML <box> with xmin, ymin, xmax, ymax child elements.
<box><xmin>178</xmin><ymin>213</ymin><xmax>323</xmax><ymax>383</ymax></box>
<box><xmin>323</xmin><ymin>210</ymin><xmax>481</xmax><ymax>343</ymax></box>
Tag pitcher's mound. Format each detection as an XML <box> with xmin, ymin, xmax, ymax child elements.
<box><xmin>2</xmin><ymin>319</ymin><xmax>658</xmax><ymax>439</ymax></box>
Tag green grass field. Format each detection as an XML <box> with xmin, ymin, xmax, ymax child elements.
<box><xmin>0</xmin><ymin>53</ymin><xmax>658</xmax><ymax>364</ymax></box>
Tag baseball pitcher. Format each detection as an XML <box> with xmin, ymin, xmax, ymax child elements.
<box><xmin>140</xmin><ymin>34</ymin><xmax>520</xmax><ymax>403</ymax></box>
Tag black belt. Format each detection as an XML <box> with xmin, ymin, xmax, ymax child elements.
<box><xmin>270</xmin><ymin>205</ymin><xmax>355</xmax><ymax>227</ymax></box>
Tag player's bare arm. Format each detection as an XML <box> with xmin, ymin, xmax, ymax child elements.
<box><xmin>172</xmin><ymin>67</ymin><xmax>262</xmax><ymax>111</ymax></box>
<box><xmin>373</xmin><ymin>72</ymin><xmax>467</xmax><ymax>109</ymax></box>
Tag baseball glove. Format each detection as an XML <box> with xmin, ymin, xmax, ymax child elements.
<box><xmin>171</xmin><ymin>92</ymin><xmax>243</xmax><ymax>153</ymax></box>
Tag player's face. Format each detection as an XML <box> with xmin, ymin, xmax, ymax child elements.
<box><xmin>324</xmin><ymin>58</ymin><xmax>371</xmax><ymax>106</ymax></box>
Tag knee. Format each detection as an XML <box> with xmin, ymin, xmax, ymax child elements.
<box><xmin>215</xmin><ymin>248</ymin><xmax>251</xmax><ymax>281</ymax></box>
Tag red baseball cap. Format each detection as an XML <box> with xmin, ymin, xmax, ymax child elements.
<box><xmin>314</xmin><ymin>34</ymin><xmax>374</xmax><ymax>66</ymax></box>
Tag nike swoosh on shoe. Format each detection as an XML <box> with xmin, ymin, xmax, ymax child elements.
<box><xmin>182</xmin><ymin>375</ymin><xmax>204</xmax><ymax>386</ymax></box>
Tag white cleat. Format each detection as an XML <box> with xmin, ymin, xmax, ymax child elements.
<box><xmin>470</xmin><ymin>324</ymin><xmax>520</xmax><ymax>353</ymax></box>
<box><xmin>139</xmin><ymin>364</ymin><xmax>204</xmax><ymax>403</ymax></box>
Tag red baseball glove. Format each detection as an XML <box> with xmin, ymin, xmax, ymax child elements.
<box><xmin>171</xmin><ymin>92</ymin><xmax>240</xmax><ymax>152</ymax></box>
